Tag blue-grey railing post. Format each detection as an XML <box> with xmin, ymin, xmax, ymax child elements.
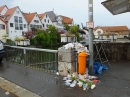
<box><xmin>55</xmin><ymin>52</ymin><xmax>58</xmax><ymax>72</ymax></box>
<box><xmin>5</xmin><ymin>47</ymin><xmax>9</xmax><ymax>61</ymax></box>
<box><xmin>23</xmin><ymin>49</ymin><xmax>27</xmax><ymax>66</ymax></box>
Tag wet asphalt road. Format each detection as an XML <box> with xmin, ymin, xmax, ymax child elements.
<box><xmin>0</xmin><ymin>60</ymin><xmax>130</xmax><ymax>97</ymax></box>
<box><xmin>0</xmin><ymin>88</ymin><xmax>16</xmax><ymax>97</ymax></box>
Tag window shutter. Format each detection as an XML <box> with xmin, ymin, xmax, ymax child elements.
<box><xmin>3</xmin><ymin>25</ymin><xmax>5</xmax><ymax>29</ymax></box>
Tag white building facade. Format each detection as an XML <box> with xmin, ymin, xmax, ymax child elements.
<box><xmin>28</xmin><ymin>13</ymin><xmax>43</xmax><ymax>31</ymax></box>
<box><xmin>0</xmin><ymin>5</ymin><xmax>8</xmax><ymax>15</ymax></box>
<box><xmin>6</xmin><ymin>7</ymin><xmax>28</xmax><ymax>40</ymax></box>
<box><xmin>54</xmin><ymin>16</ymin><xmax>64</xmax><ymax>30</ymax></box>
<box><xmin>39</xmin><ymin>13</ymin><xmax>53</xmax><ymax>30</ymax></box>
<box><xmin>0</xmin><ymin>19</ymin><xmax>6</xmax><ymax>42</ymax></box>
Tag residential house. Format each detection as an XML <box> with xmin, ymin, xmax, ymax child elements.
<box><xmin>1</xmin><ymin>6</ymin><xmax>28</xmax><ymax>40</ymax></box>
<box><xmin>45</xmin><ymin>11</ymin><xmax>64</xmax><ymax>30</ymax></box>
<box><xmin>60</xmin><ymin>15</ymin><xmax>74</xmax><ymax>26</ymax></box>
<box><xmin>0</xmin><ymin>18</ymin><xmax>6</xmax><ymax>42</ymax></box>
<box><xmin>23</xmin><ymin>12</ymin><xmax>43</xmax><ymax>31</ymax></box>
<box><xmin>0</xmin><ymin>5</ymin><xmax>8</xmax><ymax>15</ymax></box>
<box><xmin>94</xmin><ymin>26</ymin><xmax>129</xmax><ymax>38</ymax></box>
<box><xmin>38</xmin><ymin>13</ymin><xmax>53</xmax><ymax>30</ymax></box>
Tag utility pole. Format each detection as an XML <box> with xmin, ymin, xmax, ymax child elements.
<box><xmin>88</xmin><ymin>0</ymin><xmax>93</xmax><ymax>74</ymax></box>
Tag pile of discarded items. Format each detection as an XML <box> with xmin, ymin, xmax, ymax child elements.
<box><xmin>62</xmin><ymin>71</ymin><xmax>100</xmax><ymax>90</ymax></box>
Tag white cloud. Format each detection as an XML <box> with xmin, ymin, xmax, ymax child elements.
<box><xmin>7</xmin><ymin>0</ymin><xmax>130</xmax><ymax>28</ymax></box>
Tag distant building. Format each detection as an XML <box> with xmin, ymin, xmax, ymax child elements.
<box><xmin>0</xmin><ymin>5</ymin><xmax>8</xmax><ymax>15</ymax></box>
<box><xmin>23</xmin><ymin>12</ymin><xmax>43</xmax><ymax>31</ymax></box>
<box><xmin>59</xmin><ymin>15</ymin><xmax>74</xmax><ymax>26</ymax></box>
<box><xmin>45</xmin><ymin>11</ymin><xmax>64</xmax><ymax>30</ymax></box>
<box><xmin>94</xmin><ymin>26</ymin><xmax>129</xmax><ymax>38</ymax></box>
<box><xmin>0</xmin><ymin>18</ymin><xmax>6</xmax><ymax>41</ymax></box>
<box><xmin>1</xmin><ymin>6</ymin><xmax>28</xmax><ymax>40</ymax></box>
<box><xmin>38</xmin><ymin>13</ymin><xmax>53</xmax><ymax>30</ymax></box>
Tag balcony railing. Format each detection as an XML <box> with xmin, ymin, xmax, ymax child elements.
<box><xmin>4</xmin><ymin>45</ymin><xmax>58</xmax><ymax>73</ymax></box>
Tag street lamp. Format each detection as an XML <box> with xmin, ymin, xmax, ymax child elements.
<box><xmin>101</xmin><ymin>0</ymin><xmax>130</xmax><ymax>15</ymax></box>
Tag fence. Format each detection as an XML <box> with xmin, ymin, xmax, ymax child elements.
<box><xmin>4</xmin><ymin>45</ymin><xmax>58</xmax><ymax>73</ymax></box>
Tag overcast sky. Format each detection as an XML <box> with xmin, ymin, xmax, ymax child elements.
<box><xmin>1</xmin><ymin>0</ymin><xmax>130</xmax><ymax>28</ymax></box>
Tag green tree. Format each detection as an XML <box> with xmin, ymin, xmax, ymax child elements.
<box><xmin>64</xmin><ymin>24</ymin><xmax>70</xmax><ymax>31</ymax></box>
<box><xmin>48</xmin><ymin>25</ymin><xmax>58</xmax><ymax>44</ymax></box>
<box><xmin>44</xmin><ymin>32</ymin><xmax>50</xmax><ymax>46</ymax></box>
<box><xmin>69</xmin><ymin>25</ymin><xmax>80</xmax><ymax>42</ymax></box>
<box><xmin>35</xmin><ymin>30</ymin><xmax>46</xmax><ymax>46</ymax></box>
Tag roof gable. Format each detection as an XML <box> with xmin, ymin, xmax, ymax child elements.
<box><xmin>46</xmin><ymin>11</ymin><xmax>57</xmax><ymax>22</ymax></box>
<box><xmin>3</xmin><ymin>6</ymin><xmax>17</xmax><ymax>22</ymax></box>
<box><xmin>60</xmin><ymin>15</ymin><xmax>73</xmax><ymax>24</ymax></box>
<box><xmin>23</xmin><ymin>12</ymin><xmax>36</xmax><ymax>24</ymax></box>
<box><xmin>38</xmin><ymin>13</ymin><xmax>46</xmax><ymax>20</ymax></box>
<box><xmin>0</xmin><ymin>5</ymin><xmax>8</xmax><ymax>13</ymax></box>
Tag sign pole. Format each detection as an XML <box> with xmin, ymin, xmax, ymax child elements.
<box><xmin>88</xmin><ymin>0</ymin><xmax>93</xmax><ymax>74</ymax></box>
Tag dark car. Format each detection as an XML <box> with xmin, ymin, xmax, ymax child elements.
<box><xmin>0</xmin><ymin>40</ymin><xmax>4</xmax><ymax>62</ymax></box>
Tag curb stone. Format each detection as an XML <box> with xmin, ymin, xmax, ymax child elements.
<box><xmin>0</xmin><ymin>77</ymin><xmax>41</xmax><ymax>97</ymax></box>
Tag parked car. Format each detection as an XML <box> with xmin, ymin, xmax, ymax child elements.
<box><xmin>0</xmin><ymin>40</ymin><xmax>4</xmax><ymax>62</ymax></box>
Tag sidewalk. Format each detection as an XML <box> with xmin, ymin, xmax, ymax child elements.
<box><xmin>0</xmin><ymin>77</ymin><xmax>41</xmax><ymax>97</ymax></box>
<box><xmin>0</xmin><ymin>60</ymin><xmax>130</xmax><ymax>97</ymax></box>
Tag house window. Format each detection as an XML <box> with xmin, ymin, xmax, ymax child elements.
<box><xmin>14</xmin><ymin>16</ymin><xmax>18</xmax><ymax>23</ymax></box>
<box><xmin>0</xmin><ymin>24</ymin><xmax>5</xmax><ymax>29</ymax></box>
<box><xmin>10</xmin><ymin>23</ymin><xmax>13</xmax><ymax>27</ymax></box>
<box><xmin>33</xmin><ymin>25</ymin><xmax>35</xmax><ymax>28</ymax></box>
<box><xmin>15</xmin><ymin>23</ymin><xmax>19</xmax><ymax>30</ymax></box>
<box><xmin>34</xmin><ymin>20</ymin><xmax>39</xmax><ymax>23</ymax></box>
<box><xmin>44</xmin><ymin>19</ymin><xmax>46</xmax><ymax>22</ymax></box>
<box><xmin>19</xmin><ymin>24</ymin><xmax>23</xmax><ymax>30</ymax></box>
<box><xmin>19</xmin><ymin>17</ymin><xmax>23</xmax><ymax>23</ymax></box>
<box><xmin>48</xmin><ymin>20</ymin><xmax>49</xmax><ymax>23</ymax></box>
<box><xmin>43</xmin><ymin>24</ymin><xmax>44</xmax><ymax>27</ymax></box>
<box><xmin>46</xmin><ymin>14</ymin><xmax>47</xmax><ymax>18</ymax></box>
<box><xmin>40</xmin><ymin>25</ymin><xmax>42</xmax><ymax>28</ymax></box>
<box><xmin>30</xmin><ymin>24</ymin><xmax>32</xmax><ymax>28</ymax></box>
<box><xmin>24</xmin><ymin>24</ymin><xmax>26</xmax><ymax>28</ymax></box>
<box><xmin>16</xmin><ymin>11</ymin><xmax>19</xmax><ymax>14</ymax></box>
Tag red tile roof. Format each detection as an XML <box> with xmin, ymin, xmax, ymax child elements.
<box><xmin>60</xmin><ymin>15</ymin><xmax>73</xmax><ymax>24</ymax></box>
<box><xmin>0</xmin><ymin>17</ymin><xmax>5</xmax><ymax>23</ymax></box>
<box><xmin>23</xmin><ymin>12</ymin><xmax>37</xmax><ymax>24</ymax></box>
<box><xmin>38</xmin><ymin>13</ymin><xmax>46</xmax><ymax>20</ymax></box>
<box><xmin>3</xmin><ymin>6</ymin><xmax>17</xmax><ymax>22</ymax></box>
<box><xmin>94</xmin><ymin>26</ymin><xmax>129</xmax><ymax>32</ymax></box>
<box><xmin>94</xmin><ymin>26</ymin><xmax>129</xmax><ymax>35</ymax></box>
<box><xmin>0</xmin><ymin>5</ymin><xmax>8</xmax><ymax>12</ymax></box>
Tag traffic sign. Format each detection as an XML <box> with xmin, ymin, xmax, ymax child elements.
<box><xmin>86</xmin><ymin>22</ymin><xmax>94</xmax><ymax>28</ymax></box>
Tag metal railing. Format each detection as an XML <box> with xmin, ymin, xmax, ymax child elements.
<box><xmin>4</xmin><ymin>45</ymin><xmax>58</xmax><ymax>73</ymax></box>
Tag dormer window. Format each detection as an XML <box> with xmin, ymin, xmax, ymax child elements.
<box><xmin>34</xmin><ymin>20</ymin><xmax>39</xmax><ymax>23</ymax></box>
